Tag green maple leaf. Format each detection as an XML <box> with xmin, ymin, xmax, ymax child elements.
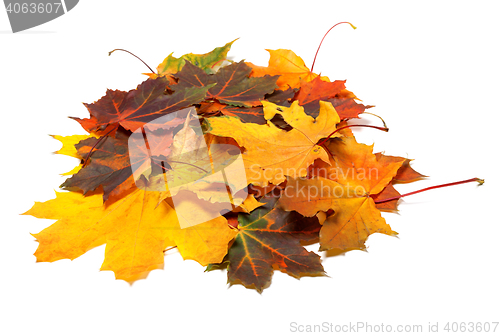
<box><xmin>156</xmin><ymin>39</ymin><xmax>237</xmax><ymax>76</ymax></box>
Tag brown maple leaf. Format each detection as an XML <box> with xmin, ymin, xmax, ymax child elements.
<box><xmin>73</xmin><ymin>76</ymin><xmax>211</xmax><ymax>133</ymax></box>
<box><xmin>175</xmin><ymin>60</ymin><xmax>279</xmax><ymax>107</ymax></box>
<box><xmin>372</xmin><ymin>156</ymin><xmax>426</xmax><ymax>212</ymax></box>
<box><xmin>60</xmin><ymin>116</ymin><xmax>184</xmax><ymax>201</ymax></box>
<box><xmin>198</xmin><ymin>87</ymin><xmax>296</xmax><ymax>124</ymax></box>
<box><xmin>293</xmin><ymin>76</ymin><xmax>346</xmax><ymax>113</ymax></box>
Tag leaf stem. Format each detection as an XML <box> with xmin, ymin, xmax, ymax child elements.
<box><xmin>310</xmin><ymin>22</ymin><xmax>357</xmax><ymax>73</ymax></box>
<box><xmin>320</xmin><ymin>143</ymin><xmax>334</xmax><ymax>157</ymax></box>
<box><xmin>108</xmin><ymin>48</ymin><xmax>156</xmax><ymax>75</ymax></box>
<box><xmin>82</xmin><ymin>125</ymin><xmax>118</xmax><ymax>167</ymax></box>
<box><xmin>165</xmin><ymin>160</ymin><xmax>208</xmax><ymax>173</ymax></box>
<box><xmin>361</xmin><ymin>111</ymin><xmax>387</xmax><ymax>129</ymax></box>
<box><xmin>317</xmin><ymin>124</ymin><xmax>388</xmax><ymax>147</ymax></box>
<box><xmin>210</xmin><ymin>59</ymin><xmax>226</xmax><ymax>69</ymax></box>
<box><xmin>163</xmin><ymin>246</ymin><xmax>177</xmax><ymax>253</ymax></box>
<box><xmin>373</xmin><ymin>178</ymin><xmax>484</xmax><ymax>204</ymax></box>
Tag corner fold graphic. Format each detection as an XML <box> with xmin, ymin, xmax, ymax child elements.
<box><xmin>4</xmin><ymin>0</ymin><xmax>79</xmax><ymax>33</ymax></box>
<box><xmin>64</xmin><ymin>0</ymin><xmax>77</xmax><ymax>11</ymax></box>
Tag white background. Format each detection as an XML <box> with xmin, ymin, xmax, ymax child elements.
<box><xmin>1</xmin><ymin>1</ymin><xmax>499</xmax><ymax>335</ymax></box>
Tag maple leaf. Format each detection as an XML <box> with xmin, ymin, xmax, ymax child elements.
<box><xmin>222</xmin><ymin>194</ymin><xmax>324</xmax><ymax>292</ymax></box>
<box><xmin>292</xmin><ymin>80</ymin><xmax>370</xmax><ymax>119</ymax></box>
<box><xmin>265</xmin><ymin>87</ymin><xmax>297</xmax><ymax>106</ymax></box>
<box><xmin>279</xmin><ymin>136</ymin><xmax>407</xmax><ymax>251</ymax></box>
<box><xmin>327</xmin><ymin>89</ymin><xmax>371</xmax><ymax>120</ymax></box>
<box><xmin>51</xmin><ymin>134</ymin><xmax>96</xmax><ymax>176</ymax></box>
<box><xmin>23</xmin><ymin>187</ymin><xmax>173</xmax><ymax>281</ymax></box>
<box><xmin>169</xmin><ymin>109</ymin><xmax>205</xmax><ymax>157</ymax></box>
<box><xmin>51</xmin><ymin>134</ymin><xmax>94</xmax><ymax>159</ymax></box>
<box><xmin>73</xmin><ymin>76</ymin><xmax>211</xmax><ymax>133</ymax></box>
<box><xmin>59</xmin><ymin>117</ymin><xmax>185</xmax><ymax>201</ymax></box>
<box><xmin>74</xmin><ymin>89</ymin><xmax>127</xmax><ymax>133</ymax></box>
<box><xmin>233</xmin><ymin>194</ymin><xmax>266</xmax><ymax>213</ymax></box>
<box><xmin>59</xmin><ymin>129</ymin><xmax>135</xmax><ymax>201</ymax></box>
<box><xmin>198</xmin><ymin>101</ymin><xmax>265</xmax><ymax>123</ymax></box>
<box><xmin>154</xmin><ymin>39</ymin><xmax>237</xmax><ymax>77</ymax></box>
<box><xmin>277</xmin><ymin>176</ymin><xmax>395</xmax><ymax>252</ymax></box>
<box><xmin>128</xmin><ymin>115</ymin><xmax>251</xmax><ymax>219</ymax></box>
<box><xmin>372</xmin><ymin>156</ymin><xmax>426</xmax><ymax>212</ymax></box>
<box><xmin>293</xmin><ymin>76</ymin><xmax>346</xmax><ymax>113</ymax></box>
<box><xmin>307</xmin><ymin>136</ymin><xmax>406</xmax><ymax>194</ymax></box>
<box><xmin>175</xmin><ymin>60</ymin><xmax>278</xmax><ymax>107</ymax></box>
<box><xmin>371</xmin><ymin>183</ymin><xmax>401</xmax><ymax>212</ymax></box>
<box><xmin>204</xmin><ymin>100</ymin><xmax>341</xmax><ymax>186</ymax></box>
<box><xmin>387</xmin><ymin>156</ymin><xmax>427</xmax><ymax>183</ymax></box>
<box><xmin>23</xmin><ymin>179</ymin><xmax>236</xmax><ymax>281</ymax></box>
<box><xmin>25</xmin><ymin>38</ymin><xmax>481</xmax><ymax>292</ymax></box>
<box><xmin>247</xmin><ymin>49</ymin><xmax>329</xmax><ymax>90</ymax></box>
<box><xmin>198</xmin><ymin>87</ymin><xmax>296</xmax><ymax>124</ymax></box>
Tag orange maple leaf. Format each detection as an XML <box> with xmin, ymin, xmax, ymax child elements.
<box><xmin>279</xmin><ymin>136</ymin><xmax>406</xmax><ymax>252</ymax></box>
<box><xmin>246</xmin><ymin>49</ymin><xmax>330</xmax><ymax>90</ymax></box>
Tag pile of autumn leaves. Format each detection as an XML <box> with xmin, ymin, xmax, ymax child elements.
<box><xmin>23</xmin><ymin>40</ymin><xmax>424</xmax><ymax>292</ymax></box>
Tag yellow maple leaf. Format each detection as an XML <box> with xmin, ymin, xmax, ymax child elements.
<box><xmin>233</xmin><ymin>194</ymin><xmax>265</xmax><ymax>213</ymax></box>
<box><xmin>204</xmin><ymin>100</ymin><xmax>341</xmax><ymax>186</ymax></box>
<box><xmin>51</xmin><ymin>134</ymin><xmax>97</xmax><ymax>175</ymax></box>
<box><xmin>51</xmin><ymin>134</ymin><xmax>92</xmax><ymax>158</ymax></box>
<box><xmin>22</xmin><ymin>179</ymin><xmax>236</xmax><ymax>281</ymax></box>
